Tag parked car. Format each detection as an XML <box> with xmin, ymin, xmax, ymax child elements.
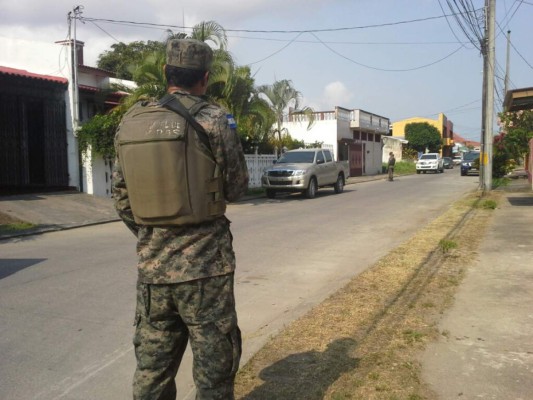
<box><xmin>460</xmin><ymin>151</ymin><xmax>480</xmax><ymax>176</ymax></box>
<box><xmin>261</xmin><ymin>148</ymin><xmax>349</xmax><ymax>199</ymax></box>
<box><xmin>416</xmin><ymin>153</ymin><xmax>444</xmax><ymax>174</ymax></box>
<box><xmin>452</xmin><ymin>155</ymin><xmax>462</xmax><ymax>165</ymax></box>
<box><xmin>442</xmin><ymin>157</ymin><xmax>453</xmax><ymax>169</ymax></box>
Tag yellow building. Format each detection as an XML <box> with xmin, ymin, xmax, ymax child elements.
<box><xmin>391</xmin><ymin>113</ymin><xmax>454</xmax><ymax>157</ymax></box>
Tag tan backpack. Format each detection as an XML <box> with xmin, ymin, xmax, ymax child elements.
<box><xmin>116</xmin><ymin>94</ymin><xmax>225</xmax><ymax>226</ymax></box>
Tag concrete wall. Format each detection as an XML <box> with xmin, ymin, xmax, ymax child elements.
<box><xmin>282</xmin><ymin>118</ymin><xmax>340</xmax><ymax>160</ymax></box>
<box><xmin>82</xmin><ymin>149</ymin><xmax>114</xmax><ymax>197</ymax></box>
<box><xmin>382</xmin><ymin>137</ymin><xmax>406</xmax><ymax>163</ymax></box>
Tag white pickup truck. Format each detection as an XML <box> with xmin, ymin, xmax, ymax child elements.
<box><xmin>261</xmin><ymin>148</ymin><xmax>350</xmax><ymax>199</ymax></box>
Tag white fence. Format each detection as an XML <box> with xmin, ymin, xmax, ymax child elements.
<box><xmin>245</xmin><ymin>154</ymin><xmax>277</xmax><ymax>188</ymax></box>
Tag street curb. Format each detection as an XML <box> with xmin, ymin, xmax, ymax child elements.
<box><xmin>0</xmin><ymin>218</ymin><xmax>121</xmax><ymax>241</ymax></box>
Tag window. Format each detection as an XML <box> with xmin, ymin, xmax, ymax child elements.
<box><xmin>316</xmin><ymin>151</ymin><xmax>325</xmax><ymax>164</ymax></box>
<box><xmin>324</xmin><ymin>150</ymin><xmax>333</xmax><ymax>162</ymax></box>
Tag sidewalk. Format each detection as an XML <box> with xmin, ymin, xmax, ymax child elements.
<box><xmin>421</xmin><ymin>177</ymin><xmax>533</xmax><ymax>399</ymax></box>
<box><xmin>0</xmin><ymin>190</ymin><xmax>119</xmax><ymax>237</ymax></box>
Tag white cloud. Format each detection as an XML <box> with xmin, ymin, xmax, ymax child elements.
<box><xmin>316</xmin><ymin>81</ymin><xmax>354</xmax><ymax>110</ymax></box>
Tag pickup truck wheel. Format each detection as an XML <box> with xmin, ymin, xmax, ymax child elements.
<box><xmin>266</xmin><ymin>189</ymin><xmax>276</xmax><ymax>199</ymax></box>
<box><xmin>417</xmin><ymin>170</ymin><xmax>421</xmax><ymax>174</ymax></box>
<box><xmin>334</xmin><ymin>175</ymin><xmax>344</xmax><ymax>194</ymax></box>
<box><xmin>304</xmin><ymin>177</ymin><xmax>317</xmax><ymax>199</ymax></box>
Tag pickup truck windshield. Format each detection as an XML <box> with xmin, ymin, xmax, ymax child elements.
<box><xmin>277</xmin><ymin>151</ymin><xmax>316</xmax><ymax>164</ymax></box>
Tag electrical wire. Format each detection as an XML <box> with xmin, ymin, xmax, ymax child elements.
<box><xmin>79</xmin><ymin>10</ymin><xmax>479</xmax><ymax>35</ymax></box>
<box><xmin>495</xmin><ymin>21</ymin><xmax>533</xmax><ymax>70</ymax></box>
<box><xmin>246</xmin><ymin>32</ymin><xmax>305</xmax><ymax>65</ymax></box>
<box><xmin>228</xmin><ymin>34</ymin><xmax>469</xmax><ymax>46</ymax></box>
<box><xmin>499</xmin><ymin>0</ymin><xmax>524</xmax><ymax>30</ymax></box>
<box><xmin>308</xmin><ymin>32</ymin><xmax>463</xmax><ymax>72</ymax></box>
<box><xmin>444</xmin><ymin>0</ymin><xmax>485</xmax><ymax>51</ymax></box>
<box><xmin>89</xmin><ymin>20</ymin><xmax>121</xmax><ymax>43</ymax></box>
<box><xmin>437</xmin><ymin>0</ymin><xmax>474</xmax><ymax>49</ymax></box>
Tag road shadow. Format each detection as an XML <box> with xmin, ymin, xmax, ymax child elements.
<box><xmin>507</xmin><ymin>196</ymin><xmax>533</xmax><ymax>207</ymax></box>
<box><xmin>240</xmin><ymin>338</ymin><xmax>359</xmax><ymax>400</ymax></box>
<box><xmin>0</xmin><ymin>258</ymin><xmax>47</xmax><ymax>279</ymax></box>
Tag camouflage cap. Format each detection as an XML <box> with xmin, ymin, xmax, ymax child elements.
<box><xmin>166</xmin><ymin>39</ymin><xmax>213</xmax><ymax>71</ymax></box>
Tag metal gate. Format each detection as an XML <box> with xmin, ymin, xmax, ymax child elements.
<box><xmin>0</xmin><ymin>75</ymin><xmax>68</xmax><ymax>193</ymax></box>
<box><xmin>349</xmin><ymin>143</ymin><xmax>363</xmax><ymax>176</ymax></box>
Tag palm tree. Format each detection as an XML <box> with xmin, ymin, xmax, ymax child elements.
<box><xmin>257</xmin><ymin>80</ymin><xmax>314</xmax><ymax>143</ymax></box>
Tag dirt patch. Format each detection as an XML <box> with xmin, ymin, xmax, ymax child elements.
<box><xmin>235</xmin><ymin>191</ymin><xmax>500</xmax><ymax>400</ymax></box>
<box><xmin>0</xmin><ymin>211</ymin><xmax>35</xmax><ymax>235</ymax></box>
<box><xmin>0</xmin><ymin>211</ymin><xmax>21</xmax><ymax>225</ymax></box>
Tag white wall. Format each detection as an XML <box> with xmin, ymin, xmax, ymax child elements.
<box><xmin>365</xmin><ymin>138</ymin><xmax>384</xmax><ymax>175</ymax></box>
<box><xmin>382</xmin><ymin>137</ymin><xmax>406</xmax><ymax>163</ymax></box>
<box><xmin>82</xmin><ymin>149</ymin><xmax>114</xmax><ymax>197</ymax></box>
<box><xmin>282</xmin><ymin>119</ymin><xmax>340</xmax><ymax>159</ymax></box>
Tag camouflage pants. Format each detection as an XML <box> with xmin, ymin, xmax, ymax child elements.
<box><xmin>133</xmin><ymin>273</ymin><xmax>241</xmax><ymax>400</ymax></box>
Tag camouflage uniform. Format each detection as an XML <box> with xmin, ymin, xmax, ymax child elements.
<box><xmin>112</xmin><ymin>40</ymin><xmax>249</xmax><ymax>400</ymax></box>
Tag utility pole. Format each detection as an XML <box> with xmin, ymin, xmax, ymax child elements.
<box><xmin>72</xmin><ymin>6</ymin><xmax>83</xmax><ymax>134</ymax></box>
<box><xmin>481</xmin><ymin>0</ymin><xmax>496</xmax><ymax>192</ymax></box>
<box><xmin>504</xmin><ymin>30</ymin><xmax>511</xmax><ymax>100</ymax></box>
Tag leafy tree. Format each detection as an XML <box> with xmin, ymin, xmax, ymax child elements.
<box><xmin>498</xmin><ymin>109</ymin><xmax>533</xmax><ymax>162</ymax></box>
<box><xmin>404</xmin><ymin>122</ymin><xmax>442</xmax><ymax>153</ymax></box>
<box><xmin>97</xmin><ymin>41</ymin><xmax>165</xmax><ymax>80</ymax></box>
<box><xmin>493</xmin><ymin>109</ymin><xmax>533</xmax><ymax>178</ymax></box>
<box><xmin>492</xmin><ymin>132</ymin><xmax>516</xmax><ymax>178</ymax></box>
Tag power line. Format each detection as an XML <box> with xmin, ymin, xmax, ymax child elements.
<box><xmin>308</xmin><ymin>32</ymin><xmax>463</xmax><ymax>72</ymax></box>
<box><xmin>246</xmin><ymin>32</ymin><xmax>305</xmax><ymax>65</ymax></box>
<box><xmin>80</xmin><ymin>9</ymin><xmax>480</xmax><ymax>35</ymax></box>
<box><xmin>499</xmin><ymin>0</ymin><xmax>524</xmax><ymax>30</ymax></box>
<box><xmin>229</xmin><ymin>35</ymin><xmax>469</xmax><ymax>46</ymax></box>
<box><xmin>437</xmin><ymin>0</ymin><xmax>474</xmax><ymax>49</ymax></box>
<box><xmin>495</xmin><ymin>21</ymin><xmax>533</xmax><ymax>70</ymax></box>
<box><xmin>444</xmin><ymin>0</ymin><xmax>485</xmax><ymax>51</ymax></box>
<box><xmin>88</xmin><ymin>20</ymin><xmax>121</xmax><ymax>43</ymax></box>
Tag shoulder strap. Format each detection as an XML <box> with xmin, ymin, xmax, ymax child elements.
<box><xmin>159</xmin><ymin>94</ymin><xmax>212</xmax><ymax>152</ymax></box>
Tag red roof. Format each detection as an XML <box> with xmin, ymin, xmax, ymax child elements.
<box><xmin>0</xmin><ymin>66</ymin><xmax>68</xmax><ymax>85</ymax></box>
<box><xmin>454</xmin><ymin>132</ymin><xmax>480</xmax><ymax>146</ymax></box>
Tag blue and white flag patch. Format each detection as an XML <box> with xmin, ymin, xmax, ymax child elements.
<box><xmin>226</xmin><ymin>114</ymin><xmax>237</xmax><ymax>129</ymax></box>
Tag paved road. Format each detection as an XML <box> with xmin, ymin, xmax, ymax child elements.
<box><xmin>0</xmin><ymin>169</ymin><xmax>478</xmax><ymax>399</ymax></box>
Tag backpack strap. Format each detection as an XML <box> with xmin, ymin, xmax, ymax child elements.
<box><xmin>159</xmin><ymin>94</ymin><xmax>212</xmax><ymax>152</ymax></box>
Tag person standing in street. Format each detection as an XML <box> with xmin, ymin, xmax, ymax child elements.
<box><xmin>112</xmin><ymin>38</ymin><xmax>249</xmax><ymax>400</ymax></box>
<box><xmin>387</xmin><ymin>151</ymin><xmax>396</xmax><ymax>181</ymax></box>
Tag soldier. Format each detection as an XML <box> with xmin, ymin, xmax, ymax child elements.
<box><xmin>112</xmin><ymin>38</ymin><xmax>249</xmax><ymax>400</ymax></box>
<box><xmin>387</xmin><ymin>151</ymin><xmax>396</xmax><ymax>181</ymax></box>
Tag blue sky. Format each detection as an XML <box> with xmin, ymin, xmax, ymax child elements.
<box><xmin>1</xmin><ymin>0</ymin><xmax>532</xmax><ymax>141</ymax></box>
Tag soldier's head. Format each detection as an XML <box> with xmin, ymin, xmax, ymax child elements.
<box><xmin>164</xmin><ymin>39</ymin><xmax>213</xmax><ymax>93</ymax></box>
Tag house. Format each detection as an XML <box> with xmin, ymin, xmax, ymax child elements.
<box><xmin>281</xmin><ymin>107</ymin><xmax>390</xmax><ymax>176</ymax></box>
<box><xmin>0</xmin><ymin>36</ymin><xmax>132</xmax><ymax>196</ymax></box>
<box><xmin>452</xmin><ymin>132</ymin><xmax>480</xmax><ymax>152</ymax></box>
<box><xmin>503</xmin><ymin>87</ymin><xmax>533</xmax><ymax>186</ymax></box>
<box><xmin>391</xmin><ymin>113</ymin><xmax>454</xmax><ymax>157</ymax></box>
